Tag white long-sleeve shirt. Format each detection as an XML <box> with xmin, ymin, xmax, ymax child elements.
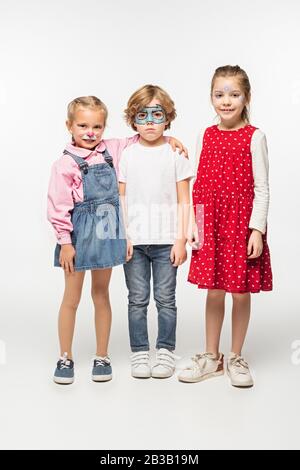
<box><xmin>193</xmin><ymin>128</ymin><xmax>270</xmax><ymax>234</ymax></box>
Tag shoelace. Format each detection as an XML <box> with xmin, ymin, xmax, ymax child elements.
<box><xmin>229</xmin><ymin>355</ymin><xmax>249</xmax><ymax>374</ymax></box>
<box><xmin>94</xmin><ymin>358</ymin><xmax>110</xmax><ymax>367</ymax></box>
<box><xmin>154</xmin><ymin>350</ymin><xmax>180</xmax><ymax>371</ymax></box>
<box><xmin>189</xmin><ymin>352</ymin><xmax>216</xmax><ymax>372</ymax></box>
<box><xmin>131</xmin><ymin>351</ymin><xmax>150</xmax><ymax>368</ymax></box>
<box><xmin>58</xmin><ymin>352</ymin><xmax>72</xmax><ymax>369</ymax></box>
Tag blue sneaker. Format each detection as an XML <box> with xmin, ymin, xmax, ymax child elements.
<box><xmin>53</xmin><ymin>352</ymin><xmax>74</xmax><ymax>384</ymax></box>
<box><xmin>92</xmin><ymin>356</ymin><xmax>112</xmax><ymax>382</ymax></box>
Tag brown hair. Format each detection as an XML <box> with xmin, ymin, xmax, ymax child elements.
<box><xmin>124</xmin><ymin>84</ymin><xmax>176</xmax><ymax>130</ymax></box>
<box><xmin>211</xmin><ymin>65</ymin><xmax>251</xmax><ymax>123</ymax></box>
<box><xmin>67</xmin><ymin>96</ymin><xmax>108</xmax><ymax>125</ymax></box>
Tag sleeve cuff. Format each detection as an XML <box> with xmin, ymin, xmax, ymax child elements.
<box><xmin>249</xmin><ymin>221</ymin><xmax>266</xmax><ymax>235</ymax></box>
<box><xmin>57</xmin><ymin>233</ymin><xmax>72</xmax><ymax>245</ymax></box>
<box><xmin>176</xmin><ymin>172</ymin><xmax>195</xmax><ymax>182</ymax></box>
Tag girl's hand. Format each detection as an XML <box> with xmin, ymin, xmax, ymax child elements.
<box><xmin>170</xmin><ymin>240</ymin><xmax>187</xmax><ymax>267</ymax></box>
<box><xmin>126</xmin><ymin>239</ymin><xmax>133</xmax><ymax>262</ymax></box>
<box><xmin>247</xmin><ymin>229</ymin><xmax>263</xmax><ymax>259</ymax></box>
<box><xmin>187</xmin><ymin>222</ymin><xmax>200</xmax><ymax>250</ymax></box>
<box><xmin>59</xmin><ymin>244</ymin><xmax>76</xmax><ymax>274</ymax></box>
<box><xmin>168</xmin><ymin>137</ymin><xmax>189</xmax><ymax>158</ymax></box>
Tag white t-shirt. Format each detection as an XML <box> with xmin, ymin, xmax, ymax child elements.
<box><xmin>119</xmin><ymin>142</ymin><xmax>194</xmax><ymax>245</ymax></box>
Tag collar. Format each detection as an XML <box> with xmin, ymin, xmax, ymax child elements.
<box><xmin>65</xmin><ymin>140</ymin><xmax>106</xmax><ymax>159</ymax></box>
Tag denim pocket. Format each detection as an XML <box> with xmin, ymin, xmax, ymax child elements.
<box><xmin>94</xmin><ymin>171</ymin><xmax>112</xmax><ymax>191</ymax></box>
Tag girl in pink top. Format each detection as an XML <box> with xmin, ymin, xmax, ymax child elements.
<box><xmin>47</xmin><ymin>95</ymin><xmax>186</xmax><ymax>384</ymax></box>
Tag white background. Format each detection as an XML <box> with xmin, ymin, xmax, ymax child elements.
<box><xmin>0</xmin><ymin>0</ymin><xmax>299</xmax><ymax>450</ymax></box>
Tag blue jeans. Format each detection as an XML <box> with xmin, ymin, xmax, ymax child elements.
<box><xmin>123</xmin><ymin>245</ymin><xmax>178</xmax><ymax>352</ymax></box>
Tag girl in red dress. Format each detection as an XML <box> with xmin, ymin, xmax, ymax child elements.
<box><xmin>178</xmin><ymin>65</ymin><xmax>273</xmax><ymax>387</ymax></box>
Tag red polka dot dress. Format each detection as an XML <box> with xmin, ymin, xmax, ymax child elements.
<box><xmin>188</xmin><ymin>125</ymin><xmax>273</xmax><ymax>293</ymax></box>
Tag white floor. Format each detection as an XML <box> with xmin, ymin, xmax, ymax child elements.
<box><xmin>0</xmin><ymin>350</ymin><xmax>299</xmax><ymax>450</ymax></box>
<box><xmin>1</xmin><ymin>266</ymin><xmax>300</xmax><ymax>450</ymax></box>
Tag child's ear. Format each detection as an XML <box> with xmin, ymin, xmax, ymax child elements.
<box><xmin>66</xmin><ymin>120</ymin><xmax>72</xmax><ymax>132</ymax></box>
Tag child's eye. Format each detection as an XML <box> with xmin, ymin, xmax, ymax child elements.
<box><xmin>153</xmin><ymin>112</ymin><xmax>164</xmax><ymax>119</ymax></box>
<box><xmin>232</xmin><ymin>94</ymin><xmax>240</xmax><ymax>98</ymax></box>
<box><xmin>136</xmin><ymin>112</ymin><xmax>147</xmax><ymax>120</ymax></box>
<box><xmin>94</xmin><ymin>125</ymin><xmax>102</xmax><ymax>129</ymax></box>
<box><xmin>215</xmin><ymin>94</ymin><xmax>222</xmax><ymax>98</ymax></box>
<box><xmin>78</xmin><ymin>124</ymin><xmax>86</xmax><ymax>128</ymax></box>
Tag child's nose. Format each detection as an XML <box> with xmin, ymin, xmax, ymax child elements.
<box><xmin>87</xmin><ymin>131</ymin><xmax>94</xmax><ymax>137</ymax></box>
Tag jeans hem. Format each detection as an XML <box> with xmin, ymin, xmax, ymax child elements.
<box><xmin>156</xmin><ymin>344</ymin><xmax>175</xmax><ymax>351</ymax></box>
<box><xmin>131</xmin><ymin>346</ymin><xmax>150</xmax><ymax>352</ymax></box>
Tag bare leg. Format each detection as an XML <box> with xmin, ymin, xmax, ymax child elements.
<box><xmin>231</xmin><ymin>293</ymin><xmax>251</xmax><ymax>355</ymax></box>
<box><xmin>205</xmin><ymin>289</ymin><xmax>226</xmax><ymax>355</ymax></box>
<box><xmin>58</xmin><ymin>271</ymin><xmax>85</xmax><ymax>359</ymax></box>
<box><xmin>91</xmin><ymin>269</ymin><xmax>112</xmax><ymax>357</ymax></box>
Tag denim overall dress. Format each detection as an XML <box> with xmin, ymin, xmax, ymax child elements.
<box><xmin>54</xmin><ymin>148</ymin><xmax>126</xmax><ymax>271</ymax></box>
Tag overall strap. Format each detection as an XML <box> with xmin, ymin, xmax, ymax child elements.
<box><xmin>101</xmin><ymin>148</ymin><xmax>114</xmax><ymax>168</ymax></box>
<box><xmin>63</xmin><ymin>149</ymin><xmax>89</xmax><ymax>174</ymax></box>
<box><xmin>63</xmin><ymin>147</ymin><xmax>114</xmax><ymax>173</ymax></box>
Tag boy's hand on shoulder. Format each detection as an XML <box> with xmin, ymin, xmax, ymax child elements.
<box><xmin>168</xmin><ymin>137</ymin><xmax>189</xmax><ymax>158</ymax></box>
<box><xmin>59</xmin><ymin>243</ymin><xmax>76</xmax><ymax>274</ymax></box>
<box><xmin>170</xmin><ymin>240</ymin><xmax>187</xmax><ymax>267</ymax></box>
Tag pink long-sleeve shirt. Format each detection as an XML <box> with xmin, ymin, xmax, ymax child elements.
<box><xmin>47</xmin><ymin>135</ymin><xmax>139</xmax><ymax>244</ymax></box>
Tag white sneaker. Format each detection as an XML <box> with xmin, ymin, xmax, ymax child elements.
<box><xmin>227</xmin><ymin>353</ymin><xmax>254</xmax><ymax>388</ymax></box>
<box><xmin>178</xmin><ymin>352</ymin><xmax>224</xmax><ymax>383</ymax></box>
<box><xmin>131</xmin><ymin>351</ymin><xmax>151</xmax><ymax>378</ymax></box>
<box><xmin>151</xmin><ymin>348</ymin><xmax>179</xmax><ymax>378</ymax></box>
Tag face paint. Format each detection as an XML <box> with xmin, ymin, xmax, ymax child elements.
<box><xmin>134</xmin><ymin>105</ymin><xmax>166</xmax><ymax>125</ymax></box>
<box><xmin>82</xmin><ymin>133</ymin><xmax>97</xmax><ymax>141</ymax></box>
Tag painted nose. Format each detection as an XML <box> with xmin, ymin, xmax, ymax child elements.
<box><xmin>87</xmin><ymin>131</ymin><xmax>94</xmax><ymax>137</ymax></box>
